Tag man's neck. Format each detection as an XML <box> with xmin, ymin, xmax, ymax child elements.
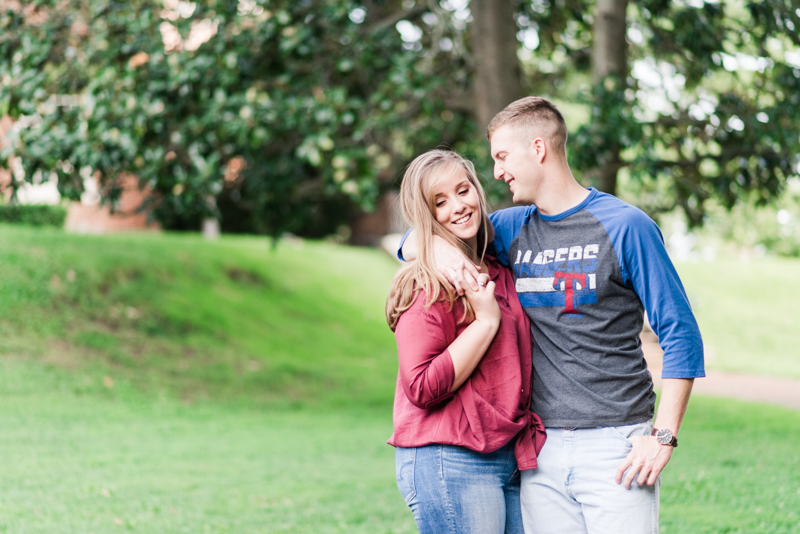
<box><xmin>531</xmin><ymin>168</ymin><xmax>590</xmax><ymax>216</ymax></box>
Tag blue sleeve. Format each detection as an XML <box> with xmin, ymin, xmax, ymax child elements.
<box><xmin>397</xmin><ymin>229</ymin><xmax>412</xmax><ymax>261</ymax></box>
<box><xmin>608</xmin><ymin>210</ymin><xmax>705</xmax><ymax>379</ymax></box>
<box><xmin>488</xmin><ymin>206</ymin><xmax>533</xmax><ymax>267</ymax></box>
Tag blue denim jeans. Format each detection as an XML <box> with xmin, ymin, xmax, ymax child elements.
<box><xmin>520</xmin><ymin>422</ymin><xmax>659</xmax><ymax>534</ymax></box>
<box><xmin>395</xmin><ymin>442</ymin><xmax>523</xmax><ymax>534</ymax></box>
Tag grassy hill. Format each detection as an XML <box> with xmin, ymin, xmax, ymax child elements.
<box><xmin>2</xmin><ymin>223</ymin><xmax>797</xmax><ymax>396</ymax></box>
<box><xmin>0</xmin><ymin>224</ymin><xmax>799</xmax><ymax>532</ymax></box>
<box><xmin>0</xmin><ymin>224</ymin><xmax>401</xmax><ymax>408</ymax></box>
<box><xmin>675</xmin><ymin>258</ymin><xmax>800</xmax><ymax>378</ymax></box>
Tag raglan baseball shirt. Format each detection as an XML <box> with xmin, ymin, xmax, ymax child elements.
<box><xmin>399</xmin><ymin>187</ymin><xmax>705</xmax><ymax>429</ymax></box>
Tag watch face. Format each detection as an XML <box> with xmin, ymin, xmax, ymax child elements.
<box><xmin>655</xmin><ymin>429</ymin><xmax>673</xmax><ymax>445</ymax></box>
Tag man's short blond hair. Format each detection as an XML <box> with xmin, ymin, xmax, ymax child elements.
<box><xmin>487</xmin><ymin>96</ymin><xmax>568</xmax><ymax>157</ymax></box>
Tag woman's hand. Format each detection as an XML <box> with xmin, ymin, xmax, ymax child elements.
<box><xmin>444</xmin><ymin>263</ymin><xmax>502</xmax><ymax>392</ymax></box>
<box><xmin>453</xmin><ymin>264</ymin><xmax>500</xmax><ymax>326</ymax></box>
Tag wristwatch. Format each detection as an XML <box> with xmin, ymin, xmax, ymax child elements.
<box><xmin>651</xmin><ymin>428</ymin><xmax>678</xmax><ymax>447</ymax></box>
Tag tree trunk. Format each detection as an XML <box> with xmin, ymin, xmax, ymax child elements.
<box><xmin>470</xmin><ymin>0</ymin><xmax>525</xmax><ymax>131</ymax></box>
<box><xmin>590</xmin><ymin>0</ymin><xmax>628</xmax><ymax>195</ymax></box>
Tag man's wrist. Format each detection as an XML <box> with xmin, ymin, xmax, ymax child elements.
<box><xmin>651</xmin><ymin>427</ymin><xmax>678</xmax><ymax>447</ymax></box>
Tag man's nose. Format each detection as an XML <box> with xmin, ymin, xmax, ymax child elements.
<box><xmin>493</xmin><ymin>163</ymin><xmax>504</xmax><ymax>181</ymax></box>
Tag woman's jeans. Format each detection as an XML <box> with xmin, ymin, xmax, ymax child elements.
<box><xmin>395</xmin><ymin>442</ymin><xmax>523</xmax><ymax>534</ymax></box>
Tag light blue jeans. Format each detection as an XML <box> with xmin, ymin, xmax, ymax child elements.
<box><xmin>395</xmin><ymin>442</ymin><xmax>524</xmax><ymax>534</ymax></box>
<box><xmin>521</xmin><ymin>422</ymin><xmax>659</xmax><ymax>534</ymax></box>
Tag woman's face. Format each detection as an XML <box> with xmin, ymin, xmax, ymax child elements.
<box><xmin>432</xmin><ymin>168</ymin><xmax>481</xmax><ymax>250</ymax></box>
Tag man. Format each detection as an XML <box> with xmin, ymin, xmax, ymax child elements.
<box><xmin>399</xmin><ymin>96</ymin><xmax>704</xmax><ymax>533</ymax></box>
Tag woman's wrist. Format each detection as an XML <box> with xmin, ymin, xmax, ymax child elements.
<box><xmin>473</xmin><ymin>315</ymin><xmax>501</xmax><ymax>331</ymax></box>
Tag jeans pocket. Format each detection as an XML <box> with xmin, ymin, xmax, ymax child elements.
<box><xmin>395</xmin><ymin>447</ymin><xmax>417</xmax><ymax>506</ymax></box>
<box><xmin>608</xmin><ymin>422</ymin><xmax>651</xmax><ymax>446</ymax></box>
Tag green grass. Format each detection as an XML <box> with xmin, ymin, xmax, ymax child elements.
<box><xmin>0</xmin><ymin>224</ymin><xmax>798</xmax><ymax>532</ymax></box>
<box><xmin>662</xmin><ymin>396</ymin><xmax>800</xmax><ymax>533</ymax></box>
<box><xmin>675</xmin><ymin>257</ymin><xmax>800</xmax><ymax>378</ymax></box>
<box><xmin>0</xmin><ymin>224</ymin><xmax>400</xmax><ymax>408</ymax></box>
<box><xmin>0</xmin><ymin>361</ymin><xmax>412</xmax><ymax>533</ymax></box>
<box><xmin>0</xmin><ymin>362</ymin><xmax>797</xmax><ymax>532</ymax></box>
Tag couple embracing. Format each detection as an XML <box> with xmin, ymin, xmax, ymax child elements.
<box><xmin>385</xmin><ymin>96</ymin><xmax>704</xmax><ymax>534</ymax></box>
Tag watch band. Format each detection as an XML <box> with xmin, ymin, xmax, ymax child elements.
<box><xmin>651</xmin><ymin>428</ymin><xmax>678</xmax><ymax>447</ymax></box>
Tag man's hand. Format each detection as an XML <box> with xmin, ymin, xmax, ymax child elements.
<box><xmin>614</xmin><ymin>377</ymin><xmax>695</xmax><ymax>489</ymax></box>
<box><xmin>402</xmin><ymin>231</ymin><xmax>481</xmax><ymax>294</ymax></box>
<box><xmin>615</xmin><ymin>436</ymin><xmax>673</xmax><ymax>489</ymax></box>
<box><xmin>434</xmin><ymin>236</ymin><xmax>481</xmax><ymax>294</ymax></box>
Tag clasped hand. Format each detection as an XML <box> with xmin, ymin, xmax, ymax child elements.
<box><xmin>445</xmin><ymin>262</ymin><xmax>500</xmax><ymax>325</ymax></box>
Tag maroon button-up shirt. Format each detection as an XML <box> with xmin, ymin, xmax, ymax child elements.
<box><xmin>388</xmin><ymin>257</ymin><xmax>546</xmax><ymax>470</ymax></box>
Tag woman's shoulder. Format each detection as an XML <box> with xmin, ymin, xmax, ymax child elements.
<box><xmin>395</xmin><ymin>288</ymin><xmax>457</xmax><ymax>336</ymax></box>
<box><xmin>405</xmin><ymin>286</ymin><xmax>453</xmax><ymax>316</ymax></box>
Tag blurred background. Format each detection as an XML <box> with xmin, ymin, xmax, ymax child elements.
<box><xmin>1</xmin><ymin>1</ymin><xmax>799</xmax><ymax>532</ymax></box>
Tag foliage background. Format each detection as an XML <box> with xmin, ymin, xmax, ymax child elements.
<box><xmin>2</xmin><ymin>0</ymin><xmax>799</xmax><ymax>247</ymax></box>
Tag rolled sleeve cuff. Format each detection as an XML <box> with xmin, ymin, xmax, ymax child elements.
<box><xmin>413</xmin><ymin>348</ymin><xmax>456</xmax><ymax>408</ymax></box>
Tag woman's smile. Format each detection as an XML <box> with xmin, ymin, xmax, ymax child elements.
<box><xmin>433</xmin><ymin>169</ymin><xmax>481</xmax><ymax>250</ymax></box>
<box><xmin>452</xmin><ymin>213</ymin><xmax>472</xmax><ymax>225</ymax></box>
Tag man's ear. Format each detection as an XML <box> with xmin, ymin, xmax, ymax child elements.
<box><xmin>530</xmin><ymin>137</ymin><xmax>547</xmax><ymax>163</ymax></box>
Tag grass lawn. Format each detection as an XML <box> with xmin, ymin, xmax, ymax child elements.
<box><xmin>661</xmin><ymin>396</ymin><xmax>800</xmax><ymax>533</ymax></box>
<box><xmin>0</xmin><ymin>362</ymin><xmax>411</xmax><ymax>533</ymax></box>
<box><xmin>675</xmin><ymin>258</ymin><xmax>800</xmax><ymax>378</ymax></box>
<box><xmin>0</xmin><ymin>223</ymin><xmax>798</xmax><ymax>532</ymax></box>
<box><xmin>0</xmin><ymin>361</ymin><xmax>797</xmax><ymax>533</ymax></box>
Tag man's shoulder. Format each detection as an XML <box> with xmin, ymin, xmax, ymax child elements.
<box><xmin>584</xmin><ymin>191</ymin><xmax>658</xmax><ymax>233</ymax></box>
<box><xmin>489</xmin><ymin>204</ymin><xmax>536</xmax><ymax>221</ymax></box>
<box><xmin>488</xmin><ymin>205</ymin><xmax>537</xmax><ymax>233</ymax></box>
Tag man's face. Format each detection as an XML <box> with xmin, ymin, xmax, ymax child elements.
<box><xmin>490</xmin><ymin>124</ymin><xmax>539</xmax><ymax>204</ymax></box>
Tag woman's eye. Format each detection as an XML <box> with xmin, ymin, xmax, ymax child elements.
<box><xmin>459</xmin><ymin>189</ymin><xmax>468</xmax><ymax>195</ymax></box>
<box><xmin>436</xmin><ymin>201</ymin><xmax>445</xmax><ymax>207</ymax></box>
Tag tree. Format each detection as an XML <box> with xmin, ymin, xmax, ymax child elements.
<box><xmin>470</xmin><ymin>0</ymin><xmax>525</xmax><ymax>130</ymax></box>
<box><xmin>0</xmin><ymin>0</ymin><xmax>477</xmax><ymax>236</ymax></box>
<box><xmin>588</xmin><ymin>0</ymin><xmax>628</xmax><ymax>195</ymax></box>
<box><xmin>4</xmin><ymin>1</ymin><xmax>799</xmax><ymax>235</ymax></box>
<box><xmin>525</xmin><ymin>0</ymin><xmax>800</xmax><ymax>226</ymax></box>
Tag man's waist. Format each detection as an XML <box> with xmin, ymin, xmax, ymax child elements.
<box><xmin>537</xmin><ymin>412</ymin><xmax>654</xmax><ymax>429</ymax></box>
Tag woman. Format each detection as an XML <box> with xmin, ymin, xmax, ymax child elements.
<box><xmin>386</xmin><ymin>150</ymin><xmax>545</xmax><ymax>534</ymax></box>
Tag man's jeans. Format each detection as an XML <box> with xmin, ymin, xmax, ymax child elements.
<box><xmin>521</xmin><ymin>422</ymin><xmax>659</xmax><ymax>534</ymax></box>
<box><xmin>395</xmin><ymin>441</ymin><xmax>523</xmax><ymax>534</ymax></box>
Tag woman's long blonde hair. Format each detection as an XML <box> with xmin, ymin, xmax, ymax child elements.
<box><xmin>385</xmin><ymin>149</ymin><xmax>494</xmax><ymax>331</ymax></box>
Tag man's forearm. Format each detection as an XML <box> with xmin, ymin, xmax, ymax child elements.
<box><xmin>616</xmin><ymin>377</ymin><xmax>695</xmax><ymax>488</ymax></box>
<box><xmin>653</xmin><ymin>378</ymin><xmax>694</xmax><ymax>437</ymax></box>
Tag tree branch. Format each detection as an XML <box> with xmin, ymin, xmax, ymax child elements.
<box><xmin>365</xmin><ymin>5</ymin><xmax>428</xmax><ymax>34</ymax></box>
